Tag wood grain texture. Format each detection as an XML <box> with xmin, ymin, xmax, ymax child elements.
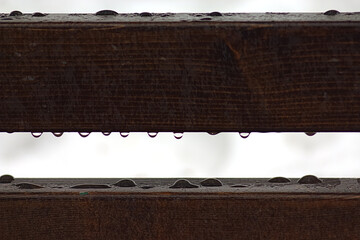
<box><xmin>0</xmin><ymin>13</ymin><xmax>360</xmax><ymax>132</ymax></box>
<box><xmin>1</xmin><ymin>178</ymin><xmax>360</xmax><ymax>239</ymax></box>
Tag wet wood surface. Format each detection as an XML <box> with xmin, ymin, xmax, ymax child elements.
<box><xmin>0</xmin><ymin>13</ymin><xmax>360</xmax><ymax>132</ymax></box>
<box><xmin>1</xmin><ymin>177</ymin><xmax>360</xmax><ymax>239</ymax></box>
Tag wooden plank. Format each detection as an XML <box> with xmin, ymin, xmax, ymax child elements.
<box><xmin>1</xmin><ymin>177</ymin><xmax>360</xmax><ymax>239</ymax></box>
<box><xmin>0</xmin><ymin>13</ymin><xmax>360</xmax><ymax>132</ymax></box>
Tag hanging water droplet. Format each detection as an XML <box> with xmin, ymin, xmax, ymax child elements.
<box><xmin>120</xmin><ymin>132</ymin><xmax>129</xmax><ymax>138</ymax></box>
<box><xmin>148</xmin><ymin>132</ymin><xmax>158</xmax><ymax>138</ymax></box>
<box><xmin>239</xmin><ymin>132</ymin><xmax>250</xmax><ymax>138</ymax></box>
<box><xmin>208</xmin><ymin>132</ymin><xmax>219</xmax><ymax>135</ymax></box>
<box><xmin>173</xmin><ymin>132</ymin><xmax>183</xmax><ymax>139</ymax></box>
<box><xmin>102</xmin><ymin>132</ymin><xmax>111</xmax><ymax>136</ymax></box>
<box><xmin>31</xmin><ymin>132</ymin><xmax>43</xmax><ymax>138</ymax></box>
<box><xmin>52</xmin><ymin>132</ymin><xmax>63</xmax><ymax>137</ymax></box>
<box><xmin>79</xmin><ymin>132</ymin><xmax>91</xmax><ymax>137</ymax></box>
<box><xmin>305</xmin><ymin>132</ymin><xmax>316</xmax><ymax>136</ymax></box>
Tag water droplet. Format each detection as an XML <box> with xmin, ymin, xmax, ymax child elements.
<box><xmin>102</xmin><ymin>132</ymin><xmax>111</xmax><ymax>136</ymax></box>
<box><xmin>208</xmin><ymin>132</ymin><xmax>219</xmax><ymax>135</ymax></box>
<box><xmin>9</xmin><ymin>11</ymin><xmax>22</xmax><ymax>16</ymax></box>
<box><xmin>32</xmin><ymin>12</ymin><xmax>46</xmax><ymax>17</ymax></box>
<box><xmin>31</xmin><ymin>132</ymin><xmax>42</xmax><ymax>138</ymax></box>
<box><xmin>268</xmin><ymin>177</ymin><xmax>291</xmax><ymax>183</ymax></box>
<box><xmin>200</xmin><ymin>178</ymin><xmax>223</xmax><ymax>187</ymax></box>
<box><xmin>239</xmin><ymin>132</ymin><xmax>250</xmax><ymax>138</ymax></box>
<box><xmin>71</xmin><ymin>184</ymin><xmax>111</xmax><ymax>189</ymax></box>
<box><xmin>16</xmin><ymin>183</ymin><xmax>43</xmax><ymax>189</ymax></box>
<box><xmin>95</xmin><ymin>10</ymin><xmax>118</xmax><ymax>16</ymax></box>
<box><xmin>0</xmin><ymin>174</ymin><xmax>14</xmax><ymax>183</ymax></box>
<box><xmin>298</xmin><ymin>175</ymin><xmax>322</xmax><ymax>184</ymax></box>
<box><xmin>173</xmin><ymin>132</ymin><xmax>183</xmax><ymax>139</ymax></box>
<box><xmin>148</xmin><ymin>132</ymin><xmax>158</xmax><ymax>138</ymax></box>
<box><xmin>113</xmin><ymin>179</ymin><xmax>137</xmax><ymax>187</ymax></box>
<box><xmin>120</xmin><ymin>132</ymin><xmax>129</xmax><ymax>138</ymax></box>
<box><xmin>52</xmin><ymin>132</ymin><xmax>63</xmax><ymax>137</ymax></box>
<box><xmin>231</xmin><ymin>184</ymin><xmax>248</xmax><ymax>188</ymax></box>
<box><xmin>79</xmin><ymin>132</ymin><xmax>90</xmax><ymax>137</ymax></box>
<box><xmin>140</xmin><ymin>12</ymin><xmax>152</xmax><ymax>17</ymax></box>
<box><xmin>208</xmin><ymin>12</ymin><xmax>222</xmax><ymax>17</ymax></box>
<box><xmin>324</xmin><ymin>10</ymin><xmax>340</xmax><ymax>16</ymax></box>
<box><xmin>170</xmin><ymin>179</ymin><xmax>198</xmax><ymax>189</ymax></box>
<box><xmin>305</xmin><ymin>132</ymin><xmax>316</xmax><ymax>136</ymax></box>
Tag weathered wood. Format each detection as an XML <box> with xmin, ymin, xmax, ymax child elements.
<box><xmin>1</xmin><ymin>177</ymin><xmax>360</xmax><ymax>239</ymax></box>
<box><xmin>1</xmin><ymin>13</ymin><xmax>360</xmax><ymax>132</ymax></box>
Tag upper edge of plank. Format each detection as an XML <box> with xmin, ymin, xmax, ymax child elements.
<box><xmin>1</xmin><ymin>12</ymin><xmax>360</xmax><ymax>23</ymax></box>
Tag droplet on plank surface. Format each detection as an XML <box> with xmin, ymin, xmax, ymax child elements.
<box><xmin>52</xmin><ymin>132</ymin><xmax>63</xmax><ymax>137</ymax></box>
<box><xmin>31</xmin><ymin>132</ymin><xmax>42</xmax><ymax>138</ymax></box>
<box><xmin>208</xmin><ymin>132</ymin><xmax>219</xmax><ymax>135</ymax></box>
<box><xmin>79</xmin><ymin>132</ymin><xmax>91</xmax><ymax>138</ymax></box>
<box><xmin>120</xmin><ymin>132</ymin><xmax>129</xmax><ymax>138</ymax></box>
<box><xmin>239</xmin><ymin>132</ymin><xmax>250</xmax><ymax>138</ymax></box>
<box><xmin>173</xmin><ymin>132</ymin><xmax>183</xmax><ymax>139</ymax></box>
<box><xmin>148</xmin><ymin>132</ymin><xmax>158</xmax><ymax>138</ymax></box>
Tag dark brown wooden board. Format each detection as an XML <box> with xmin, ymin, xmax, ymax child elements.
<box><xmin>1</xmin><ymin>177</ymin><xmax>360</xmax><ymax>239</ymax></box>
<box><xmin>1</xmin><ymin>13</ymin><xmax>360</xmax><ymax>132</ymax></box>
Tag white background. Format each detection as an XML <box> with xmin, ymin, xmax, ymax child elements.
<box><xmin>0</xmin><ymin>1</ymin><xmax>359</xmax><ymax>178</ymax></box>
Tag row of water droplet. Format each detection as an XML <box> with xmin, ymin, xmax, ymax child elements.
<box><xmin>29</xmin><ymin>132</ymin><xmax>180</xmax><ymax>139</ymax></box>
<box><xmin>28</xmin><ymin>132</ymin><xmax>317</xmax><ymax>139</ymax></box>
